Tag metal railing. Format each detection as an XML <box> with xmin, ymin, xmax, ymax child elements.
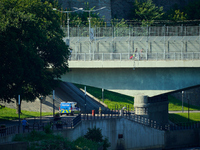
<box><xmin>70</xmin><ymin>52</ymin><xmax>200</xmax><ymax>61</ymax></box>
<box><xmin>0</xmin><ymin>126</ymin><xmax>17</xmax><ymax>137</ymax></box>
<box><xmin>64</xmin><ymin>26</ymin><xmax>200</xmax><ymax>37</ymax></box>
<box><xmin>80</xmin><ymin>112</ymin><xmax>200</xmax><ymax>131</ymax></box>
<box><xmin>1</xmin><ymin>112</ymin><xmax>199</xmax><ymax>139</ymax></box>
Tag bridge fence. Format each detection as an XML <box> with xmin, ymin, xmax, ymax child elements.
<box><xmin>64</xmin><ymin>26</ymin><xmax>200</xmax><ymax>37</ymax></box>
<box><xmin>70</xmin><ymin>52</ymin><xmax>200</xmax><ymax>61</ymax></box>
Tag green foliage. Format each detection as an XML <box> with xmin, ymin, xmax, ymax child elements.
<box><xmin>13</xmin><ymin>130</ymin><xmax>103</xmax><ymax>150</ymax></box>
<box><xmin>183</xmin><ymin>0</ymin><xmax>200</xmax><ymax>20</ymax></box>
<box><xmin>74</xmin><ymin>84</ymin><xmax>134</xmax><ymax>110</ymax></box>
<box><xmin>84</xmin><ymin>126</ymin><xmax>110</xmax><ymax>150</ymax></box>
<box><xmin>168</xmin><ymin>10</ymin><xmax>187</xmax><ymax>22</ymax></box>
<box><xmin>54</xmin><ymin>2</ymin><xmax>106</xmax><ymax>27</ymax></box>
<box><xmin>132</xmin><ymin>0</ymin><xmax>164</xmax><ymax>26</ymax></box>
<box><xmin>84</xmin><ymin>126</ymin><xmax>103</xmax><ymax>142</ymax></box>
<box><xmin>0</xmin><ymin>0</ymin><xmax>69</xmax><ymax>104</ymax></box>
<box><xmin>44</xmin><ymin>124</ymin><xmax>52</xmax><ymax>134</ymax></box>
<box><xmin>111</xmin><ymin>18</ymin><xmax>128</xmax><ymax>27</ymax></box>
<box><xmin>169</xmin><ymin>113</ymin><xmax>200</xmax><ymax>123</ymax></box>
<box><xmin>168</xmin><ymin>95</ymin><xmax>200</xmax><ymax>111</ymax></box>
<box><xmin>73</xmin><ymin>137</ymin><xmax>102</xmax><ymax>150</ymax></box>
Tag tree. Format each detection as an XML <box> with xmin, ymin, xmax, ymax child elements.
<box><xmin>0</xmin><ymin>0</ymin><xmax>69</xmax><ymax>112</ymax></box>
<box><xmin>54</xmin><ymin>2</ymin><xmax>106</xmax><ymax>27</ymax></box>
<box><xmin>168</xmin><ymin>9</ymin><xmax>187</xmax><ymax>22</ymax></box>
<box><xmin>132</xmin><ymin>0</ymin><xmax>164</xmax><ymax>26</ymax></box>
<box><xmin>183</xmin><ymin>0</ymin><xmax>200</xmax><ymax>20</ymax></box>
<box><xmin>84</xmin><ymin>126</ymin><xmax>111</xmax><ymax>150</ymax></box>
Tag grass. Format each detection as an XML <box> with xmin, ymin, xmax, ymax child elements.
<box><xmin>75</xmin><ymin>84</ymin><xmax>200</xmax><ymax>123</ymax></box>
<box><xmin>75</xmin><ymin>84</ymin><xmax>134</xmax><ymax>110</ymax></box>
<box><xmin>75</xmin><ymin>84</ymin><xmax>200</xmax><ymax>111</ymax></box>
<box><xmin>169</xmin><ymin>113</ymin><xmax>200</xmax><ymax>123</ymax></box>
<box><xmin>1</xmin><ymin>84</ymin><xmax>200</xmax><ymax>123</ymax></box>
<box><xmin>0</xmin><ymin>107</ymin><xmax>52</xmax><ymax>121</ymax></box>
<box><xmin>168</xmin><ymin>95</ymin><xmax>200</xmax><ymax>111</ymax></box>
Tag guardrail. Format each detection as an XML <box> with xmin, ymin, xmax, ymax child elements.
<box><xmin>70</xmin><ymin>52</ymin><xmax>200</xmax><ymax>61</ymax></box>
<box><xmin>64</xmin><ymin>26</ymin><xmax>200</xmax><ymax>37</ymax></box>
<box><xmin>0</xmin><ymin>126</ymin><xmax>17</xmax><ymax>137</ymax></box>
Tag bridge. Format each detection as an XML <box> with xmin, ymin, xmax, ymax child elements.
<box><xmin>61</xmin><ymin>26</ymin><xmax>200</xmax><ymax>97</ymax></box>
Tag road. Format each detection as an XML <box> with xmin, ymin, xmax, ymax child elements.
<box><xmin>0</xmin><ymin>115</ymin><xmax>77</xmax><ymax>128</ymax></box>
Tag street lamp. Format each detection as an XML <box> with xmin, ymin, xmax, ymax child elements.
<box><xmin>182</xmin><ymin>91</ymin><xmax>184</xmax><ymax>112</ymax></box>
<box><xmin>39</xmin><ymin>96</ymin><xmax>44</xmax><ymax>125</ymax></box>
<box><xmin>73</xmin><ymin>7</ymin><xmax>106</xmax><ymax>40</ymax></box>
<box><xmin>73</xmin><ymin>7</ymin><xmax>106</xmax><ymax>58</ymax></box>
<box><xmin>53</xmin><ymin>8</ymin><xmax>80</xmax><ymax>43</ymax></box>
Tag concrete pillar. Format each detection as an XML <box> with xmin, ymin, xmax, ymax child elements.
<box><xmin>134</xmin><ymin>95</ymin><xmax>149</xmax><ymax>117</ymax></box>
<box><xmin>134</xmin><ymin>95</ymin><xmax>168</xmax><ymax>125</ymax></box>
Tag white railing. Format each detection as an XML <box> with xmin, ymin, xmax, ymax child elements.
<box><xmin>65</xmin><ymin>26</ymin><xmax>200</xmax><ymax>37</ymax></box>
<box><xmin>70</xmin><ymin>52</ymin><xmax>200</xmax><ymax>61</ymax></box>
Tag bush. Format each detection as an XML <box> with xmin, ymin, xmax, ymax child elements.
<box><xmin>84</xmin><ymin>126</ymin><xmax>110</xmax><ymax>150</ymax></box>
<box><xmin>84</xmin><ymin>126</ymin><xmax>103</xmax><ymax>142</ymax></box>
<box><xmin>44</xmin><ymin>124</ymin><xmax>52</xmax><ymax>134</ymax></box>
<box><xmin>73</xmin><ymin>137</ymin><xmax>101</xmax><ymax>150</ymax></box>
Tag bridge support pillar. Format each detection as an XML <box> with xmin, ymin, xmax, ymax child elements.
<box><xmin>134</xmin><ymin>95</ymin><xmax>168</xmax><ymax>125</ymax></box>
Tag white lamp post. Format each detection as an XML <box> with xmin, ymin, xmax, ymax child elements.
<box><xmin>73</xmin><ymin>7</ymin><xmax>106</xmax><ymax>58</ymax></box>
<box><xmin>74</xmin><ymin>7</ymin><xmax>105</xmax><ymax>39</ymax></box>
<box><xmin>53</xmin><ymin>8</ymin><xmax>80</xmax><ymax>40</ymax></box>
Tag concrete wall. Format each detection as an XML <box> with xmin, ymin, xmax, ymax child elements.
<box><xmin>164</xmin><ymin>129</ymin><xmax>200</xmax><ymax>149</ymax></box>
<box><xmin>61</xmin><ymin>67</ymin><xmax>200</xmax><ymax>97</ymax></box>
<box><xmin>54</xmin><ymin>118</ymin><xmax>200</xmax><ymax>150</ymax></box>
<box><xmin>55</xmin><ymin>118</ymin><xmax>165</xmax><ymax>150</ymax></box>
<box><xmin>0</xmin><ymin>134</ymin><xmax>16</xmax><ymax>144</ymax></box>
<box><xmin>0</xmin><ymin>142</ymin><xmax>28</xmax><ymax>150</ymax></box>
<box><xmin>134</xmin><ymin>95</ymin><xmax>169</xmax><ymax>124</ymax></box>
<box><xmin>170</xmin><ymin>87</ymin><xmax>200</xmax><ymax>107</ymax></box>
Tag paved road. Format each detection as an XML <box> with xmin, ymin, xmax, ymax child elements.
<box><xmin>0</xmin><ymin>115</ymin><xmax>77</xmax><ymax>127</ymax></box>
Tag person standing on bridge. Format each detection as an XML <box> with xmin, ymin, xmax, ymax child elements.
<box><xmin>134</xmin><ymin>48</ymin><xmax>138</xmax><ymax>59</ymax></box>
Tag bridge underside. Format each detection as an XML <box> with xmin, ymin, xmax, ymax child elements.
<box><xmin>61</xmin><ymin>67</ymin><xmax>200</xmax><ymax>97</ymax></box>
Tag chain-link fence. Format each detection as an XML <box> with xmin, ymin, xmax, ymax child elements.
<box><xmin>64</xmin><ymin>25</ymin><xmax>200</xmax><ymax>37</ymax></box>
<box><xmin>64</xmin><ymin>26</ymin><xmax>200</xmax><ymax>61</ymax></box>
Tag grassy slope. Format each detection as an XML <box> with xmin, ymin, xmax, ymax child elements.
<box><xmin>1</xmin><ymin>84</ymin><xmax>200</xmax><ymax>123</ymax></box>
<box><xmin>75</xmin><ymin>84</ymin><xmax>200</xmax><ymax>123</ymax></box>
<box><xmin>75</xmin><ymin>84</ymin><xmax>134</xmax><ymax>110</ymax></box>
<box><xmin>75</xmin><ymin>84</ymin><xmax>200</xmax><ymax>111</ymax></box>
<box><xmin>0</xmin><ymin>107</ymin><xmax>52</xmax><ymax>121</ymax></box>
<box><xmin>169</xmin><ymin>113</ymin><xmax>200</xmax><ymax>123</ymax></box>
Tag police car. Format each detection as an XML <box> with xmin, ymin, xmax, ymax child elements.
<box><xmin>59</xmin><ymin>102</ymin><xmax>80</xmax><ymax>116</ymax></box>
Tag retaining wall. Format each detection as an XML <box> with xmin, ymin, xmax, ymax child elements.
<box><xmin>54</xmin><ymin>117</ymin><xmax>200</xmax><ymax>149</ymax></box>
<box><xmin>164</xmin><ymin>129</ymin><xmax>200</xmax><ymax>149</ymax></box>
<box><xmin>55</xmin><ymin>117</ymin><xmax>165</xmax><ymax>150</ymax></box>
<box><xmin>0</xmin><ymin>142</ymin><xmax>28</xmax><ymax>150</ymax></box>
